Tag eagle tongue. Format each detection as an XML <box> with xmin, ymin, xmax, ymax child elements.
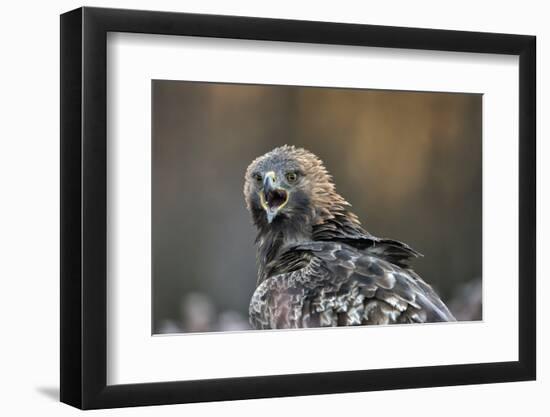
<box><xmin>266</xmin><ymin>189</ymin><xmax>286</xmax><ymax>208</ymax></box>
<box><xmin>263</xmin><ymin>189</ymin><xmax>287</xmax><ymax>223</ymax></box>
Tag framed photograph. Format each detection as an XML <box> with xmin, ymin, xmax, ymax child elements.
<box><xmin>60</xmin><ymin>6</ymin><xmax>536</xmax><ymax>409</ymax></box>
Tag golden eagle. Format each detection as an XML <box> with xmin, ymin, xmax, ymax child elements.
<box><xmin>244</xmin><ymin>145</ymin><xmax>455</xmax><ymax>329</ymax></box>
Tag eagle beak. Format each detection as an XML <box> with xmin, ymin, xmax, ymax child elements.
<box><xmin>260</xmin><ymin>172</ymin><xmax>289</xmax><ymax>223</ymax></box>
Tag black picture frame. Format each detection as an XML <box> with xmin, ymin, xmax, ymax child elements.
<box><xmin>60</xmin><ymin>6</ymin><xmax>536</xmax><ymax>410</ymax></box>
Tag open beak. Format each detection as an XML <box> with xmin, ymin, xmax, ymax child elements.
<box><xmin>259</xmin><ymin>172</ymin><xmax>289</xmax><ymax>223</ymax></box>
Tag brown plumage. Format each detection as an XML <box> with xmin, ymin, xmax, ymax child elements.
<box><xmin>244</xmin><ymin>145</ymin><xmax>455</xmax><ymax>329</ymax></box>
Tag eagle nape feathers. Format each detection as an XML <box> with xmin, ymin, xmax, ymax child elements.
<box><xmin>243</xmin><ymin>145</ymin><xmax>455</xmax><ymax>329</ymax></box>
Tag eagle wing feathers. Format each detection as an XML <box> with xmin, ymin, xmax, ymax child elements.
<box><xmin>249</xmin><ymin>241</ymin><xmax>455</xmax><ymax>329</ymax></box>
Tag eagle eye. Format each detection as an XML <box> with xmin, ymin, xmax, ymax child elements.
<box><xmin>285</xmin><ymin>172</ymin><xmax>298</xmax><ymax>183</ymax></box>
<box><xmin>253</xmin><ymin>173</ymin><xmax>263</xmax><ymax>184</ymax></box>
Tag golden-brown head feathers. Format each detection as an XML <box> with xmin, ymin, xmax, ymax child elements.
<box><xmin>244</xmin><ymin>145</ymin><xmax>363</xmax><ymax>234</ymax></box>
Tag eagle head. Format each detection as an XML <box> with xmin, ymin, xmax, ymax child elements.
<box><xmin>244</xmin><ymin>145</ymin><xmax>351</xmax><ymax>232</ymax></box>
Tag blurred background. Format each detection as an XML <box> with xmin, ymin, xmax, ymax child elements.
<box><xmin>152</xmin><ymin>80</ymin><xmax>482</xmax><ymax>334</ymax></box>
